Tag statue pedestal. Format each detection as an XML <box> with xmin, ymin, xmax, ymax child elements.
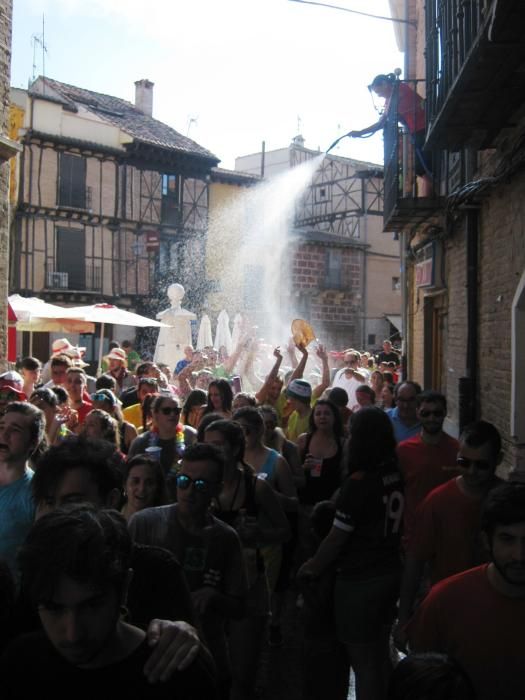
<box><xmin>154</xmin><ymin>284</ymin><xmax>196</xmax><ymax>367</ymax></box>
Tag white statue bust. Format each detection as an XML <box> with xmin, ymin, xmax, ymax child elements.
<box><xmin>154</xmin><ymin>284</ymin><xmax>196</xmax><ymax>367</ymax></box>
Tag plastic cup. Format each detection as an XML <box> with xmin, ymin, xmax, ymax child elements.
<box><xmin>145</xmin><ymin>446</ymin><xmax>162</xmax><ymax>461</ymax></box>
<box><xmin>310</xmin><ymin>458</ymin><xmax>323</xmax><ymax>477</ymax></box>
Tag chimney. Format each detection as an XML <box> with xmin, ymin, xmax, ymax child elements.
<box><xmin>134</xmin><ymin>79</ymin><xmax>154</xmax><ymax>117</ymax></box>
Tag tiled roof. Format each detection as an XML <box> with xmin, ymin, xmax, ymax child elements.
<box><xmin>210</xmin><ymin>167</ymin><xmax>261</xmax><ymax>185</ymax></box>
<box><xmin>29</xmin><ymin>77</ymin><xmax>219</xmax><ymax>164</ymax></box>
<box><xmin>290</xmin><ymin>228</ymin><xmax>367</xmax><ymax>248</ymax></box>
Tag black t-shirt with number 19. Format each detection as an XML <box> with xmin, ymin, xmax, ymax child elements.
<box><xmin>333</xmin><ymin>460</ymin><xmax>404</xmax><ymax>580</ymax></box>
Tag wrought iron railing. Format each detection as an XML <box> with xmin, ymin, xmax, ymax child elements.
<box><xmin>426</xmin><ymin>0</ymin><xmax>485</xmax><ymax>129</ymax></box>
<box><xmin>383</xmin><ymin>78</ymin><xmax>437</xmax><ymax>225</ymax></box>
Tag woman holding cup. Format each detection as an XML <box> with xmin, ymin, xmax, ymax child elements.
<box><xmin>297</xmin><ymin>400</ymin><xmax>345</xmax><ymax>506</ymax></box>
<box><xmin>296</xmin><ymin>400</ymin><xmax>345</xmax><ymax>563</ymax></box>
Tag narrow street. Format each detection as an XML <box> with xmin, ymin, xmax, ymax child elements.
<box><xmin>255</xmin><ymin>589</ymin><xmax>356</xmax><ymax>700</ymax></box>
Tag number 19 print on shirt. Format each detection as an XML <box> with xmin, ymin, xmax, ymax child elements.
<box><xmin>334</xmin><ymin>463</ymin><xmax>405</xmax><ymax>578</ymax></box>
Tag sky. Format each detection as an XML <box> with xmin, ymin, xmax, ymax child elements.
<box><xmin>10</xmin><ymin>0</ymin><xmax>405</xmax><ymax>170</ymax></box>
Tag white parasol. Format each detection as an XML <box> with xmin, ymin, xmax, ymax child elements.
<box><xmin>231</xmin><ymin>313</ymin><xmax>243</xmax><ymax>350</ymax></box>
<box><xmin>8</xmin><ymin>295</ymin><xmax>95</xmax><ymax>355</ymax></box>
<box><xmin>65</xmin><ymin>303</ymin><xmax>167</xmax><ymax>374</ymax></box>
<box><xmin>214</xmin><ymin>310</ymin><xmax>232</xmax><ymax>355</ymax></box>
<box><xmin>197</xmin><ymin>314</ymin><xmax>213</xmax><ymax>350</ymax></box>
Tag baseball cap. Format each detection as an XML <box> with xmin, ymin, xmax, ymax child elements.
<box><xmin>0</xmin><ymin>371</ymin><xmax>26</xmax><ymax>400</ymax></box>
<box><xmin>286</xmin><ymin>379</ymin><xmax>312</xmax><ymax>403</ymax></box>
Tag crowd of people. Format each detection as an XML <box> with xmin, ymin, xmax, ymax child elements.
<box><xmin>0</xmin><ymin>333</ymin><xmax>523</xmax><ymax>700</ymax></box>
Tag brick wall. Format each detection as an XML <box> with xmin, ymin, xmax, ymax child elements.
<box><xmin>290</xmin><ymin>243</ymin><xmax>362</xmax><ymax>348</ymax></box>
<box><xmin>411</xmin><ymin>162</ymin><xmax>525</xmax><ymax>470</ymax></box>
<box><xmin>0</xmin><ymin>1</ymin><xmax>12</xmax><ymax>369</ymax></box>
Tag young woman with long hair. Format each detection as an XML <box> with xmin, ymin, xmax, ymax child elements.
<box><xmin>298</xmin><ymin>407</ymin><xmax>404</xmax><ymax>700</ymax></box>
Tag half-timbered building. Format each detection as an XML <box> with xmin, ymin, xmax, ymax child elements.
<box><xmin>9</xmin><ymin>76</ymin><xmax>219</xmax><ymax>358</ymax></box>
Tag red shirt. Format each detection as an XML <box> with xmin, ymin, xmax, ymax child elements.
<box><xmin>75</xmin><ymin>399</ymin><xmax>93</xmax><ymax>426</ymax></box>
<box><xmin>410</xmin><ymin>478</ymin><xmax>489</xmax><ymax>583</ymax></box>
<box><xmin>407</xmin><ymin>565</ymin><xmax>525</xmax><ymax>700</ymax></box>
<box><xmin>397</xmin><ymin>432</ymin><xmax>459</xmax><ymax>550</ymax></box>
<box><xmin>391</xmin><ymin>82</ymin><xmax>426</xmax><ymax>134</ymax></box>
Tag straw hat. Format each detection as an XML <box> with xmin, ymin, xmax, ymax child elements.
<box><xmin>105</xmin><ymin>348</ymin><xmax>128</xmax><ymax>366</ymax></box>
<box><xmin>291</xmin><ymin>319</ymin><xmax>316</xmax><ymax>347</ymax></box>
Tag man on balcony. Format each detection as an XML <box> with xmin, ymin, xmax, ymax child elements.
<box><xmin>348</xmin><ymin>73</ymin><xmax>432</xmax><ymax>197</ymax></box>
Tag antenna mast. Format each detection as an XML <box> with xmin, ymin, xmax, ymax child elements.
<box><xmin>30</xmin><ymin>14</ymin><xmax>48</xmax><ymax>87</ymax></box>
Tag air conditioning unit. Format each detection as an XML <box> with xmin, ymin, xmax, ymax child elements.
<box><xmin>47</xmin><ymin>271</ymin><xmax>69</xmax><ymax>289</ymax></box>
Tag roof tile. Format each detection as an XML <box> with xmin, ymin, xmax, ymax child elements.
<box><xmin>30</xmin><ymin>77</ymin><xmax>219</xmax><ymax>164</ymax></box>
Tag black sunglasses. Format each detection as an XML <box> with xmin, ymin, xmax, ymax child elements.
<box><xmin>419</xmin><ymin>409</ymin><xmax>445</xmax><ymax>418</ymax></box>
<box><xmin>159</xmin><ymin>406</ymin><xmax>180</xmax><ymax>416</ymax></box>
<box><xmin>456</xmin><ymin>456</ymin><xmax>492</xmax><ymax>471</ymax></box>
<box><xmin>176</xmin><ymin>473</ymin><xmax>218</xmax><ymax>494</ymax></box>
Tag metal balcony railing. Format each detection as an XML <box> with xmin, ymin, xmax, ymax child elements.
<box><xmin>383</xmin><ymin>79</ymin><xmax>440</xmax><ymax>229</ymax></box>
<box><xmin>426</xmin><ymin>0</ymin><xmax>485</xmax><ymax>129</ymax></box>
<box><xmin>425</xmin><ymin>1</ymin><xmax>525</xmax><ymax>149</ymax></box>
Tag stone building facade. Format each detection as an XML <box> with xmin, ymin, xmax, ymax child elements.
<box><xmin>0</xmin><ymin>1</ymin><xmax>16</xmax><ymax>369</ymax></box>
<box><xmin>386</xmin><ymin>0</ymin><xmax>525</xmax><ymax>473</ymax></box>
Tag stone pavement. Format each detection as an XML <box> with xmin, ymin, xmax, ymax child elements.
<box><xmin>254</xmin><ymin>590</ymin><xmax>356</xmax><ymax>700</ymax></box>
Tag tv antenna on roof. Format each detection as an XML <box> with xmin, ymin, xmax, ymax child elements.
<box><xmin>186</xmin><ymin>116</ymin><xmax>198</xmax><ymax>137</ymax></box>
<box><xmin>31</xmin><ymin>15</ymin><xmax>48</xmax><ymax>85</ymax></box>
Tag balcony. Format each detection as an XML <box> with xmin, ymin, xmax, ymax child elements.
<box><xmin>45</xmin><ymin>264</ymin><xmax>102</xmax><ymax>293</ymax></box>
<box><xmin>383</xmin><ymin>80</ymin><xmax>442</xmax><ymax>232</ymax></box>
<box><xmin>426</xmin><ymin>0</ymin><xmax>525</xmax><ymax>150</ymax></box>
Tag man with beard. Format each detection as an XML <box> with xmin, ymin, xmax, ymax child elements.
<box><xmin>394</xmin><ymin>421</ymin><xmax>502</xmax><ymax>651</ymax></box>
<box><xmin>397</xmin><ymin>391</ymin><xmax>459</xmax><ymax>550</ymax></box>
<box><xmin>406</xmin><ymin>482</ymin><xmax>525</xmax><ymax>700</ymax></box>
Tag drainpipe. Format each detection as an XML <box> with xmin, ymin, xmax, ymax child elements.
<box><xmin>361</xmin><ymin>185</ymin><xmax>368</xmax><ymax>349</ymax></box>
<box><xmin>459</xmin><ymin>209</ymin><xmax>479</xmax><ymax>430</ymax></box>
<box><xmin>400</xmin><ymin>0</ymin><xmax>410</xmax><ymax>380</ymax></box>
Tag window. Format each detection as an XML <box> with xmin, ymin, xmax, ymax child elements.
<box><xmin>161</xmin><ymin>174</ymin><xmax>179</xmax><ymax>225</ymax></box>
<box><xmin>56</xmin><ymin>227</ymin><xmax>85</xmax><ymax>290</ymax></box>
<box><xmin>325</xmin><ymin>249</ymin><xmax>343</xmax><ymax>289</ymax></box>
<box><xmin>368</xmin><ymin>334</ymin><xmax>376</xmax><ymax>346</ymax></box>
<box><xmin>59</xmin><ymin>153</ymin><xmax>86</xmax><ymax>208</ymax></box>
<box><xmin>392</xmin><ymin>276</ymin><xmax>401</xmax><ymax>291</ymax></box>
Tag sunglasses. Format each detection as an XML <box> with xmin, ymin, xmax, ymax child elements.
<box><xmin>139</xmin><ymin>378</ymin><xmax>158</xmax><ymax>387</ymax></box>
<box><xmin>176</xmin><ymin>473</ymin><xmax>218</xmax><ymax>494</ymax></box>
<box><xmin>91</xmin><ymin>393</ymin><xmax>112</xmax><ymax>403</ymax></box>
<box><xmin>419</xmin><ymin>409</ymin><xmax>445</xmax><ymax>418</ymax></box>
<box><xmin>0</xmin><ymin>391</ymin><xmax>18</xmax><ymax>402</ymax></box>
<box><xmin>159</xmin><ymin>406</ymin><xmax>180</xmax><ymax>416</ymax></box>
<box><xmin>456</xmin><ymin>456</ymin><xmax>492</xmax><ymax>471</ymax></box>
